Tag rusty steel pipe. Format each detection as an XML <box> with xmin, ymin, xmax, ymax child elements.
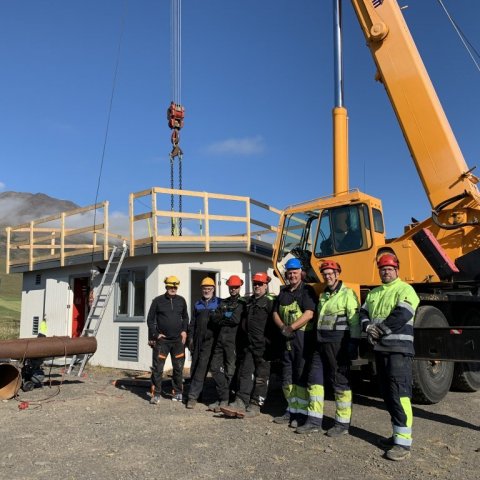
<box><xmin>0</xmin><ymin>363</ymin><xmax>22</xmax><ymax>400</ymax></box>
<box><xmin>0</xmin><ymin>336</ymin><xmax>97</xmax><ymax>360</ymax></box>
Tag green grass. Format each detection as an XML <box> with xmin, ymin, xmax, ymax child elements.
<box><xmin>0</xmin><ymin>251</ymin><xmax>22</xmax><ymax>339</ymax></box>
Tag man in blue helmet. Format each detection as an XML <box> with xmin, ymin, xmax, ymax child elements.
<box><xmin>272</xmin><ymin>257</ymin><xmax>317</xmax><ymax>428</ymax></box>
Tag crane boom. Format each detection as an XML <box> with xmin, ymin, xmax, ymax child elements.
<box><xmin>351</xmin><ymin>0</ymin><xmax>480</xmax><ymax>209</ymax></box>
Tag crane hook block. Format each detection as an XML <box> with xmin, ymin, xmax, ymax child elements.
<box><xmin>167</xmin><ymin>102</ymin><xmax>185</xmax><ymax>130</ymax></box>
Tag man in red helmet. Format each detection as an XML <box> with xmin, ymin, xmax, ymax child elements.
<box><xmin>360</xmin><ymin>252</ymin><xmax>419</xmax><ymax>461</ymax></box>
<box><xmin>297</xmin><ymin>260</ymin><xmax>360</xmax><ymax>436</ymax></box>
<box><xmin>221</xmin><ymin>272</ymin><xmax>276</xmax><ymax>419</ymax></box>
<box><xmin>207</xmin><ymin>275</ymin><xmax>245</xmax><ymax>412</ymax></box>
<box><xmin>272</xmin><ymin>257</ymin><xmax>317</xmax><ymax>429</ymax></box>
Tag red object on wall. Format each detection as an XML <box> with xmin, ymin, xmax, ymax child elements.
<box><xmin>72</xmin><ymin>277</ymin><xmax>89</xmax><ymax>338</ymax></box>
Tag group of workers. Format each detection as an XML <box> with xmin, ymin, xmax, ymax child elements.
<box><xmin>146</xmin><ymin>251</ymin><xmax>419</xmax><ymax>462</ymax></box>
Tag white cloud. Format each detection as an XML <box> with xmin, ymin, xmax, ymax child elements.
<box><xmin>204</xmin><ymin>135</ymin><xmax>265</xmax><ymax>156</ymax></box>
<box><xmin>0</xmin><ymin>182</ymin><xmax>5</xmax><ymax>191</ymax></box>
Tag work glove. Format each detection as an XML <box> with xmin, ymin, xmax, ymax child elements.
<box><xmin>281</xmin><ymin>326</ymin><xmax>295</xmax><ymax>340</ymax></box>
<box><xmin>347</xmin><ymin>339</ymin><xmax>359</xmax><ymax>361</ymax></box>
<box><xmin>366</xmin><ymin>324</ymin><xmax>383</xmax><ymax>346</ymax></box>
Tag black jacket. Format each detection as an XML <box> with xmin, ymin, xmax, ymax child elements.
<box><xmin>147</xmin><ymin>293</ymin><xmax>189</xmax><ymax>341</ymax></box>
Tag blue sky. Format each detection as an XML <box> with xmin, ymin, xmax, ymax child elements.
<box><xmin>0</xmin><ymin>0</ymin><xmax>478</xmax><ymax>237</ymax></box>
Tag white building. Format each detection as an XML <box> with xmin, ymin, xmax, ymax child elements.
<box><xmin>6</xmin><ymin>187</ymin><xmax>282</xmax><ymax>372</ymax></box>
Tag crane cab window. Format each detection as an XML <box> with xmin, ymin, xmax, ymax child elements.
<box><xmin>277</xmin><ymin>210</ymin><xmax>320</xmax><ymax>283</ymax></box>
<box><xmin>314</xmin><ymin>204</ymin><xmax>371</xmax><ymax>257</ymax></box>
<box><xmin>372</xmin><ymin>208</ymin><xmax>384</xmax><ymax>233</ymax></box>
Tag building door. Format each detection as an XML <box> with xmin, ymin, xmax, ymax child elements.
<box><xmin>72</xmin><ymin>277</ymin><xmax>89</xmax><ymax>338</ymax></box>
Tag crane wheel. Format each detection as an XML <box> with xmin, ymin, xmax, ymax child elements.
<box><xmin>412</xmin><ymin>306</ymin><xmax>454</xmax><ymax>404</ymax></box>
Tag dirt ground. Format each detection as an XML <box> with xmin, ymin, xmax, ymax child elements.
<box><xmin>1</xmin><ymin>366</ymin><xmax>479</xmax><ymax>480</ymax></box>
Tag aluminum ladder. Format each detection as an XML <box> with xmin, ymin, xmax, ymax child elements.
<box><xmin>67</xmin><ymin>242</ymin><xmax>128</xmax><ymax>376</ymax></box>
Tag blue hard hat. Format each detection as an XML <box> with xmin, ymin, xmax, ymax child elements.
<box><xmin>285</xmin><ymin>258</ymin><xmax>302</xmax><ymax>270</ymax></box>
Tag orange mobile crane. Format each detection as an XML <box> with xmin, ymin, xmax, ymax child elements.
<box><xmin>272</xmin><ymin>0</ymin><xmax>480</xmax><ymax>403</ymax></box>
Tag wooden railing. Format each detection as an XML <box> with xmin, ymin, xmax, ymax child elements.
<box><xmin>5</xmin><ymin>202</ymin><xmax>127</xmax><ymax>273</ymax></box>
<box><xmin>129</xmin><ymin>187</ymin><xmax>280</xmax><ymax>256</ymax></box>
<box><xmin>5</xmin><ymin>188</ymin><xmax>281</xmax><ymax>272</ymax></box>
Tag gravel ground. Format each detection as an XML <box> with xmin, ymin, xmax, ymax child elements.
<box><xmin>1</xmin><ymin>366</ymin><xmax>479</xmax><ymax>480</ymax></box>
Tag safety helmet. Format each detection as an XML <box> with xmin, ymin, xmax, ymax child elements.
<box><xmin>201</xmin><ymin>277</ymin><xmax>216</xmax><ymax>287</ymax></box>
<box><xmin>320</xmin><ymin>260</ymin><xmax>341</xmax><ymax>273</ymax></box>
<box><xmin>285</xmin><ymin>258</ymin><xmax>302</xmax><ymax>270</ymax></box>
<box><xmin>164</xmin><ymin>275</ymin><xmax>180</xmax><ymax>287</ymax></box>
<box><xmin>377</xmin><ymin>253</ymin><xmax>399</xmax><ymax>269</ymax></box>
<box><xmin>252</xmin><ymin>272</ymin><xmax>271</xmax><ymax>284</ymax></box>
<box><xmin>226</xmin><ymin>275</ymin><xmax>244</xmax><ymax>287</ymax></box>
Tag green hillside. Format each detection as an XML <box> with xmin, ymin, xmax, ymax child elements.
<box><xmin>0</xmin><ymin>251</ymin><xmax>22</xmax><ymax>339</ymax></box>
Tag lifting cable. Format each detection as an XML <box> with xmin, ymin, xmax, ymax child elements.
<box><xmin>168</xmin><ymin>0</ymin><xmax>184</xmax><ymax>236</ymax></box>
<box><xmin>89</xmin><ymin>0</ymin><xmax>128</xmax><ymax>283</ymax></box>
<box><xmin>436</xmin><ymin>0</ymin><xmax>480</xmax><ymax>73</ymax></box>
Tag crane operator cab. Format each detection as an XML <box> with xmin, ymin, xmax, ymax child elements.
<box><xmin>274</xmin><ymin>193</ymin><xmax>387</xmax><ymax>286</ymax></box>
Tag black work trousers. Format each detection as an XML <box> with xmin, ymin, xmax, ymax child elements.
<box><xmin>236</xmin><ymin>347</ymin><xmax>270</xmax><ymax>407</ymax></box>
<box><xmin>188</xmin><ymin>334</ymin><xmax>216</xmax><ymax>400</ymax></box>
<box><xmin>375</xmin><ymin>352</ymin><xmax>413</xmax><ymax>447</ymax></box>
<box><xmin>210</xmin><ymin>328</ymin><xmax>237</xmax><ymax>402</ymax></box>
<box><xmin>151</xmin><ymin>338</ymin><xmax>185</xmax><ymax>394</ymax></box>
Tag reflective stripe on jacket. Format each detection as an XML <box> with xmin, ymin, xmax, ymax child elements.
<box><xmin>317</xmin><ymin>282</ymin><xmax>360</xmax><ymax>342</ymax></box>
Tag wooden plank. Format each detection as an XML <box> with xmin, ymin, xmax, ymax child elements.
<box><xmin>60</xmin><ymin>213</ymin><xmax>65</xmax><ymax>267</ymax></box>
<box><xmin>250</xmin><ymin>219</ymin><xmax>277</xmax><ymax>232</ymax></box>
<box><xmin>155</xmin><ymin>235</ymin><xmax>248</xmax><ymax>243</ymax></box>
<box><xmin>250</xmin><ymin>198</ymin><xmax>282</xmax><ymax>214</ymax></box>
<box><xmin>132</xmin><ymin>212</ymin><xmax>152</xmax><ymax>221</ymax></box>
<box><xmin>129</xmin><ymin>193</ymin><xmax>135</xmax><ymax>257</ymax></box>
<box><xmin>204</xmin><ymin>193</ymin><xmax>210</xmax><ymax>252</ymax></box>
<box><xmin>131</xmin><ymin>188</ymin><xmax>153</xmax><ymax>200</ymax></box>
<box><xmin>103</xmin><ymin>201</ymin><xmax>109</xmax><ymax>260</ymax></box>
<box><xmin>152</xmin><ymin>190</ymin><xmax>158</xmax><ymax>254</ymax></box>
<box><xmin>29</xmin><ymin>221</ymin><xmax>34</xmax><ymax>271</ymax></box>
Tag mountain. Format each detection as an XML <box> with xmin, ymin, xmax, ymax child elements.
<box><xmin>0</xmin><ymin>191</ymin><xmax>79</xmax><ymax>227</ymax></box>
<box><xmin>0</xmin><ymin>192</ymin><xmax>79</xmax><ymax>337</ymax></box>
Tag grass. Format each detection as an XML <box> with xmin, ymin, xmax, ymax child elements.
<box><xmin>0</xmin><ymin>251</ymin><xmax>22</xmax><ymax>339</ymax></box>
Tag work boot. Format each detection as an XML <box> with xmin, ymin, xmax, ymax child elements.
<box><xmin>295</xmin><ymin>421</ymin><xmax>324</xmax><ymax>435</ymax></box>
<box><xmin>208</xmin><ymin>400</ymin><xmax>228</xmax><ymax>413</ymax></box>
<box><xmin>150</xmin><ymin>395</ymin><xmax>161</xmax><ymax>405</ymax></box>
<box><xmin>186</xmin><ymin>399</ymin><xmax>197</xmax><ymax>409</ymax></box>
<box><xmin>244</xmin><ymin>404</ymin><xmax>260</xmax><ymax>418</ymax></box>
<box><xmin>386</xmin><ymin>445</ymin><xmax>411</xmax><ymax>461</ymax></box>
<box><xmin>377</xmin><ymin>436</ymin><xmax>394</xmax><ymax>450</ymax></box>
<box><xmin>273</xmin><ymin>411</ymin><xmax>291</xmax><ymax>425</ymax></box>
<box><xmin>172</xmin><ymin>391</ymin><xmax>183</xmax><ymax>402</ymax></box>
<box><xmin>208</xmin><ymin>401</ymin><xmax>220</xmax><ymax>412</ymax></box>
<box><xmin>220</xmin><ymin>398</ymin><xmax>246</xmax><ymax>418</ymax></box>
<box><xmin>291</xmin><ymin>415</ymin><xmax>306</xmax><ymax>429</ymax></box>
<box><xmin>326</xmin><ymin>425</ymin><xmax>349</xmax><ymax>437</ymax></box>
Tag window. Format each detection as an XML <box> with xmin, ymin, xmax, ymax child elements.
<box><xmin>373</xmin><ymin>208</ymin><xmax>385</xmax><ymax>234</ymax></box>
<box><xmin>35</xmin><ymin>274</ymin><xmax>42</xmax><ymax>285</ymax></box>
<box><xmin>314</xmin><ymin>204</ymin><xmax>372</xmax><ymax>257</ymax></box>
<box><xmin>115</xmin><ymin>270</ymin><xmax>146</xmax><ymax>321</ymax></box>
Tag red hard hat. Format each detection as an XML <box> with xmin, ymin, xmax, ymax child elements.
<box><xmin>252</xmin><ymin>272</ymin><xmax>271</xmax><ymax>284</ymax></box>
<box><xmin>320</xmin><ymin>260</ymin><xmax>341</xmax><ymax>273</ymax></box>
<box><xmin>226</xmin><ymin>275</ymin><xmax>244</xmax><ymax>287</ymax></box>
<box><xmin>377</xmin><ymin>253</ymin><xmax>399</xmax><ymax>269</ymax></box>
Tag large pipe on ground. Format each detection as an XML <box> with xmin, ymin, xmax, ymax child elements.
<box><xmin>0</xmin><ymin>336</ymin><xmax>97</xmax><ymax>400</ymax></box>
<box><xmin>0</xmin><ymin>336</ymin><xmax>97</xmax><ymax>360</ymax></box>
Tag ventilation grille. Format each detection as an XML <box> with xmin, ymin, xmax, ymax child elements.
<box><xmin>32</xmin><ymin>316</ymin><xmax>39</xmax><ymax>335</ymax></box>
<box><xmin>118</xmin><ymin>327</ymin><xmax>139</xmax><ymax>361</ymax></box>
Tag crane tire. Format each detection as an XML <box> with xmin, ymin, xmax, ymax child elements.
<box><xmin>412</xmin><ymin>306</ymin><xmax>454</xmax><ymax>404</ymax></box>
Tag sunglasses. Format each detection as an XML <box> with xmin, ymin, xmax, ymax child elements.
<box><xmin>253</xmin><ymin>282</ymin><xmax>265</xmax><ymax>287</ymax></box>
<box><xmin>167</xmin><ymin>286</ymin><xmax>178</xmax><ymax>289</ymax></box>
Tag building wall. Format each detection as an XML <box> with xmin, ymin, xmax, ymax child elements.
<box><xmin>20</xmin><ymin>250</ymin><xmax>281</xmax><ymax>373</ymax></box>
